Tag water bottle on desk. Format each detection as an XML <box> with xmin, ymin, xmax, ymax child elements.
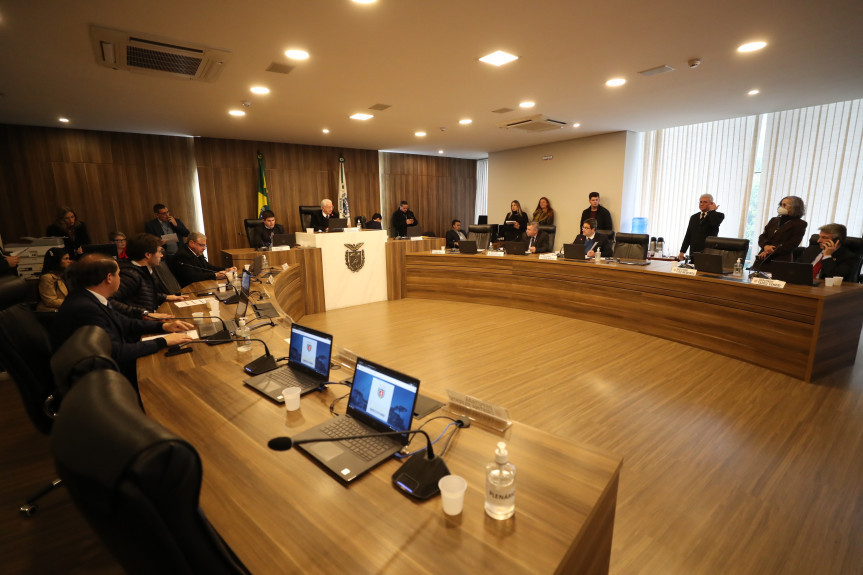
<box><xmin>236</xmin><ymin>318</ymin><xmax>252</xmax><ymax>352</ymax></box>
<box><xmin>733</xmin><ymin>258</ymin><xmax>743</xmax><ymax>278</ymax></box>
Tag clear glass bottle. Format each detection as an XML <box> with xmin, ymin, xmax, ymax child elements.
<box><xmin>235</xmin><ymin>318</ymin><xmax>252</xmax><ymax>352</ymax></box>
<box><xmin>262</xmin><ymin>254</ymin><xmax>268</xmax><ymax>270</ymax></box>
<box><xmin>733</xmin><ymin>258</ymin><xmax>743</xmax><ymax>278</ymax></box>
<box><xmin>485</xmin><ymin>441</ymin><xmax>516</xmax><ymax>520</ymax></box>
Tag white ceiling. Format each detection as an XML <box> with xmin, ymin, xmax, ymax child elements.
<box><xmin>1</xmin><ymin>0</ymin><xmax>862</xmax><ymax>160</ymax></box>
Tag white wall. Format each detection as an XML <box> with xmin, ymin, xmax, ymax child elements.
<box><xmin>488</xmin><ymin>132</ymin><xmax>631</xmax><ymax>250</ymax></box>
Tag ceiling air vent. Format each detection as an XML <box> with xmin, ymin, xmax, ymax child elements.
<box><xmin>90</xmin><ymin>25</ymin><xmax>231</xmax><ymax>82</ymax></box>
<box><xmin>500</xmin><ymin>114</ymin><xmax>568</xmax><ymax>132</ymax></box>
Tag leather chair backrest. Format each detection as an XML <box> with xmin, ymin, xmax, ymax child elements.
<box><xmin>538</xmin><ymin>224</ymin><xmax>556</xmax><ymax>250</ymax></box>
<box><xmin>613</xmin><ymin>233</ymin><xmax>650</xmax><ymax>260</ymax></box>
<box><xmin>243</xmin><ymin>219</ymin><xmax>263</xmax><ymax>247</ymax></box>
<box><xmin>51</xmin><ymin>325</ymin><xmax>118</xmax><ymax>396</ymax></box>
<box><xmin>841</xmin><ymin>236</ymin><xmax>863</xmax><ymax>282</ymax></box>
<box><xmin>596</xmin><ymin>229</ymin><xmax>616</xmax><ymax>243</ymax></box>
<box><xmin>298</xmin><ymin>206</ymin><xmax>319</xmax><ymax>232</ymax></box>
<box><xmin>703</xmin><ymin>236</ymin><xmax>750</xmax><ymax>269</ymax></box>
<box><xmin>52</xmin><ymin>370</ymin><xmax>249</xmax><ymax>575</ymax></box>
<box><xmin>0</xmin><ymin>275</ymin><xmax>56</xmax><ymax>435</ymax></box>
<box><xmin>467</xmin><ymin>224</ymin><xmax>491</xmax><ymax>249</ymax></box>
<box><xmin>154</xmin><ymin>260</ymin><xmax>182</xmax><ymax>295</ymax></box>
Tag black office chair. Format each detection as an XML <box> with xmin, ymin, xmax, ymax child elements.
<box><xmin>298</xmin><ymin>206</ymin><xmax>319</xmax><ymax>231</ymax></box>
<box><xmin>842</xmin><ymin>236</ymin><xmax>863</xmax><ymax>283</ymax></box>
<box><xmin>243</xmin><ymin>218</ymin><xmax>263</xmax><ymax>247</ymax></box>
<box><xmin>613</xmin><ymin>233</ymin><xmax>650</xmax><ymax>260</ymax></box>
<box><xmin>52</xmin><ymin>369</ymin><xmax>250</xmax><ymax>575</ymax></box>
<box><xmin>596</xmin><ymin>229</ymin><xmax>616</xmax><ymax>243</ymax></box>
<box><xmin>154</xmin><ymin>260</ymin><xmax>183</xmax><ymax>295</ymax></box>
<box><xmin>703</xmin><ymin>236</ymin><xmax>750</xmax><ymax>269</ymax></box>
<box><xmin>538</xmin><ymin>224</ymin><xmax>556</xmax><ymax>251</ymax></box>
<box><xmin>354</xmin><ymin>215</ymin><xmax>367</xmax><ymax>228</ymax></box>
<box><xmin>468</xmin><ymin>224</ymin><xmax>492</xmax><ymax>249</ymax></box>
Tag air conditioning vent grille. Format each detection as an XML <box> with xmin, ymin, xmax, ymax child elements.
<box><xmin>500</xmin><ymin>114</ymin><xmax>568</xmax><ymax>132</ymax></box>
<box><xmin>127</xmin><ymin>46</ymin><xmax>202</xmax><ymax>76</ymax></box>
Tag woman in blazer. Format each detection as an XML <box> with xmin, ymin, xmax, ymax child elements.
<box><xmin>757</xmin><ymin>196</ymin><xmax>807</xmax><ymax>262</ymax></box>
<box><xmin>37</xmin><ymin>247</ymin><xmax>71</xmax><ymax>311</ymax></box>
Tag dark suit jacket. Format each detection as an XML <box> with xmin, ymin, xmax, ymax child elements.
<box><xmin>144</xmin><ymin>217</ymin><xmax>190</xmax><ymax>254</ymax></box>
<box><xmin>250</xmin><ymin>223</ymin><xmax>285</xmax><ymax>248</ymax></box>
<box><xmin>758</xmin><ymin>216</ymin><xmax>808</xmax><ymax>262</ymax></box>
<box><xmin>391</xmin><ymin>209</ymin><xmax>418</xmax><ymax>237</ymax></box>
<box><xmin>364</xmin><ymin>220</ymin><xmax>383</xmax><ymax>230</ymax></box>
<box><xmin>52</xmin><ymin>289</ymin><xmax>167</xmax><ymax>380</ymax></box>
<box><xmin>679</xmin><ymin>210</ymin><xmax>725</xmax><ymax>255</ymax></box>
<box><xmin>112</xmin><ymin>260</ymin><xmax>168</xmax><ymax>312</ymax></box>
<box><xmin>580</xmin><ymin>206</ymin><xmax>614</xmax><ymax>231</ymax></box>
<box><xmin>525</xmin><ymin>231</ymin><xmax>552</xmax><ymax>254</ymax></box>
<box><xmin>574</xmin><ymin>232</ymin><xmax>610</xmax><ymax>257</ymax></box>
<box><xmin>309</xmin><ymin>210</ymin><xmax>339</xmax><ymax>232</ymax></box>
<box><xmin>503</xmin><ymin>212</ymin><xmax>529</xmax><ymax>241</ymax></box>
<box><xmin>445</xmin><ymin>229</ymin><xmax>469</xmax><ymax>248</ymax></box>
<box><xmin>46</xmin><ymin>221</ymin><xmax>91</xmax><ymax>256</ymax></box>
<box><xmin>799</xmin><ymin>243</ymin><xmax>858</xmax><ymax>281</ymax></box>
<box><xmin>170</xmin><ymin>244</ymin><xmax>223</xmax><ymax>287</ymax></box>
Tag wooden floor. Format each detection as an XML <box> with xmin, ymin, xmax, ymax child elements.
<box><xmin>2</xmin><ymin>298</ymin><xmax>862</xmax><ymax>574</ymax></box>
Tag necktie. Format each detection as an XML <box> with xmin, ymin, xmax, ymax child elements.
<box><xmin>700</xmin><ymin>212</ymin><xmax>705</xmax><ymax>221</ymax></box>
<box><xmin>813</xmin><ymin>253</ymin><xmax>823</xmax><ymax>279</ymax></box>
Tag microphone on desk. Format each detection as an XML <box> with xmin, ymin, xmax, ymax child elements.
<box><xmin>748</xmin><ymin>250</ymin><xmax>775</xmax><ymax>278</ymax></box>
<box><xmin>168</xmin><ymin>315</ymin><xmax>233</xmax><ymax>345</ymax></box>
<box><xmin>267</xmin><ymin>428</ymin><xmax>453</xmax><ymax>500</ymax></box>
<box><xmin>165</xmin><ymin>336</ymin><xmax>279</xmax><ymax>375</ymax></box>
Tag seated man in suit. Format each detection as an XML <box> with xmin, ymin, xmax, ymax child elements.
<box><xmin>799</xmin><ymin>223</ymin><xmax>858</xmax><ymax>281</ymax></box>
<box><xmin>524</xmin><ymin>222</ymin><xmax>551</xmax><ymax>254</ymax></box>
<box><xmin>573</xmin><ymin>218</ymin><xmax>610</xmax><ymax>258</ymax></box>
<box><xmin>251</xmin><ymin>210</ymin><xmax>285</xmax><ymax>249</ymax></box>
<box><xmin>145</xmin><ymin>203</ymin><xmax>190</xmax><ymax>256</ymax></box>
<box><xmin>677</xmin><ymin>194</ymin><xmax>725</xmax><ymax>260</ymax></box>
<box><xmin>171</xmin><ymin>232</ymin><xmax>236</xmax><ymax>287</ymax></box>
<box><xmin>309</xmin><ymin>199</ymin><xmax>339</xmax><ymax>232</ymax></box>
<box><xmin>364</xmin><ymin>213</ymin><xmax>383</xmax><ymax>230</ymax></box>
<box><xmin>445</xmin><ymin>219</ymin><xmax>469</xmax><ymax>249</ymax></box>
<box><xmin>52</xmin><ymin>254</ymin><xmax>193</xmax><ymax>385</ymax></box>
<box><xmin>112</xmin><ymin>234</ymin><xmax>188</xmax><ymax>313</ymax></box>
<box><xmin>391</xmin><ymin>201</ymin><xmax>419</xmax><ymax>237</ymax></box>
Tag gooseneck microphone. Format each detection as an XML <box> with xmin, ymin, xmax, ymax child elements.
<box><xmin>267</xmin><ymin>428</ymin><xmax>451</xmax><ymax>500</ymax></box>
<box><xmin>166</xmin><ymin>337</ymin><xmax>279</xmax><ymax>375</ymax></box>
<box><xmin>167</xmin><ymin>315</ymin><xmax>232</xmax><ymax>345</ymax></box>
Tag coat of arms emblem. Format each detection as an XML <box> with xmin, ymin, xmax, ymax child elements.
<box><xmin>344</xmin><ymin>242</ymin><xmax>365</xmax><ymax>272</ymax></box>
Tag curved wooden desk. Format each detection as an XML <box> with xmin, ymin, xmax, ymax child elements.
<box><xmin>138</xmin><ymin>285</ymin><xmax>623</xmax><ymax>574</ymax></box>
<box><xmin>404</xmin><ymin>254</ymin><xmax>863</xmax><ymax>382</ymax></box>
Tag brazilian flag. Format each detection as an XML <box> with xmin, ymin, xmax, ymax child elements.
<box><xmin>257</xmin><ymin>151</ymin><xmax>269</xmax><ymax>216</ymax></box>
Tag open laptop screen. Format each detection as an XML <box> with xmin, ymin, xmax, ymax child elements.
<box><xmin>287</xmin><ymin>324</ymin><xmax>333</xmax><ymax>378</ymax></box>
<box><xmin>236</xmin><ymin>269</ymin><xmax>251</xmax><ymax>317</ymax></box>
<box><xmin>347</xmin><ymin>358</ymin><xmax>419</xmax><ymax>436</ymax></box>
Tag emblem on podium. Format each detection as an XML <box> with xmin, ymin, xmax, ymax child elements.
<box><xmin>344</xmin><ymin>242</ymin><xmax>365</xmax><ymax>272</ymax></box>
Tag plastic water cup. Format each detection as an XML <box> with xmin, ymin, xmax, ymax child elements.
<box><xmin>438</xmin><ymin>475</ymin><xmax>467</xmax><ymax>515</ymax></box>
<box><xmin>824</xmin><ymin>277</ymin><xmax>835</xmax><ymax>287</ymax></box>
<box><xmin>283</xmin><ymin>387</ymin><xmax>301</xmax><ymax>411</ymax></box>
<box><xmin>218</xmin><ymin>285</ymin><xmax>226</xmax><ymax>293</ymax></box>
<box><xmin>833</xmin><ymin>277</ymin><xmax>843</xmax><ymax>286</ymax></box>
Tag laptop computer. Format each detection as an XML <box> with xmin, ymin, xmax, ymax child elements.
<box><xmin>762</xmin><ymin>261</ymin><xmax>818</xmax><ymax>286</ymax></box>
<box><xmin>292</xmin><ymin>356</ymin><xmax>420</xmax><ymax>483</ymax></box>
<box><xmin>563</xmin><ymin>243</ymin><xmax>586</xmax><ymax>260</ymax></box>
<box><xmin>458</xmin><ymin>240</ymin><xmax>478</xmax><ymax>254</ymax></box>
<box><xmin>692</xmin><ymin>252</ymin><xmax>733</xmax><ymax>274</ymax></box>
<box><xmin>243</xmin><ymin>323</ymin><xmax>334</xmax><ymax>402</ymax></box>
<box><xmin>406</xmin><ymin>226</ymin><xmax>423</xmax><ymax>238</ymax></box>
<box><xmin>504</xmin><ymin>241</ymin><xmax>528</xmax><ymax>255</ymax></box>
<box><xmin>252</xmin><ymin>254</ymin><xmax>265</xmax><ymax>276</ymax></box>
<box><xmin>328</xmin><ymin>217</ymin><xmax>349</xmax><ymax>231</ymax></box>
<box><xmin>272</xmin><ymin>233</ymin><xmax>296</xmax><ymax>247</ymax></box>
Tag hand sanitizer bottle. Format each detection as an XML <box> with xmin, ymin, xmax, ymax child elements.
<box><xmin>733</xmin><ymin>258</ymin><xmax>743</xmax><ymax>278</ymax></box>
<box><xmin>485</xmin><ymin>441</ymin><xmax>516</xmax><ymax>520</ymax></box>
<box><xmin>236</xmin><ymin>318</ymin><xmax>252</xmax><ymax>352</ymax></box>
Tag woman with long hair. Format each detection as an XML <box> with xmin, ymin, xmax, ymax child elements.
<box><xmin>37</xmin><ymin>247</ymin><xmax>71</xmax><ymax>311</ymax></box>
<box><xmin>504</xmin><ymin>200</ymin><xmax>529</xmax><ymax>241</ymax></box>
<box><xmin>757</xmin><ymin>196</ymin><xmax>807</xmax><ymax>262</ymax></box>
<box><xmin>532</xmin><ymin>197</ymin><xmax>555</xmax><ymax>225</ymax></box>
<box><xmin>46</xmin><ymin>205</ymin><xmax>91</xmax><ymax>257</ymax></box>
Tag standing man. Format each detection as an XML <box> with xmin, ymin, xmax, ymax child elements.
<box><xmin>172</xmin><ymin>232</ymin><xmax>236</xmax><ymax>287</ymax></box>
<box><xmin>580</xmin><ymin>192</ymin><xmax>614</xmax><ymax>231</ymax></box>
<box><xmin>145</xmin><ymin>203</ymin><xmax>190</xmax><ymax>256</ymax></box>
<box><xmin>678</xmin><ymin>194</ymin><xmax>725</xmax><ymax>260</ymax></box>
<box><xmin>391</xmin><ymin>201</ymin><xmax>419</xmax><ymax>237</ymax></box>
<box><xmin>798</xmin><ymin>224</ymin><xmax>857</xmax><ymax>281</ymax></box>
<box><xmin>251</xmin><ymin>210</ymin><xmax>285</xmax><ymax>249</ymax></box>
<box><xmin>446</xmin><ymin>219</ymin><xmax>469</xmax><ymax>249</ymax></box>
<box><xmin>310</xmin><ymin>199</ymin><xmax>339</xmax><ymax>232</ymax></box>
<box><xmin>523</xmin><ymin>222</ymin><xmax>551</xmax><ymax>254</ymax></box>
<box><xmin>573</xmin><ymin>218</ymin><xmax>611</xmax><ymax>258</ymax></box>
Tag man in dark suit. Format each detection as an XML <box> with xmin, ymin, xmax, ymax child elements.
<box><xmin>52</xmin><ymin>254</ymin><xmax>193</xmax><ymax>384</ymax></box>
<box><xmin>251</xmin><ymin>210</ymin><xmax>285</xmax><ymax>248</ymax></box>
<box><xmin>145</xmin><ymin>203</ymin><xmax>190</xmax><ymax>256</ymax></box>
<box><xmin>798</xmin><ymin>224</ymin><xmax>858</xmax><ymax>281</ymax></box>
<box><xmin>573</xmin><ymin>218</ymin><xmax>610</xmax><ymax>258</ymax></box>
<box><xmin>579</xmin><ymin>192</ymin><xmax>614</xmax><ymax>232</ymax></box>
<box><xmin>172</xmin><ymin>232</ymin><xmax>236</xmax><ymax>287</ymax></box>
<box><xmin>524</xmin><ymin>222</ymin><xmax>551</xmax><ymax>254</ymax></box>
<box><xmin>445</xmin><ymin>219</ymin><xmax>469</xmax><ymax>249</ymax></box>
<box><xmin>113</xmin><ymin>233</ymin><xmax>188</xmax><ymax>312</ymax></box>
<box><xmin>309</xmin><ymin>199</ymin><xmax>339</xmax><ymax>232</ymax></box>
<box><xmin>678</xmin><ymin>194</ymin><xmax>725</xmax><ymax>260</ymax></box>
<box><xmin>391</xmin><ymin>201</ymin><xmax>418</xmax><ymax>237</ymax></box>
<box><xmin>364</xmin><ymin>213</ymin><xmax>383</xmax><ymax>230</ymax></box>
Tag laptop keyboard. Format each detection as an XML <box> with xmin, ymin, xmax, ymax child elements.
<box><xmin>265</xmin><ymin>366</ymin><xmax>320</xmax><ymax>391</ymax></box>
<box><xmin>321</xmin><ymin>417</ymin><xmax>395</xmax><ymax>461</ymax></box>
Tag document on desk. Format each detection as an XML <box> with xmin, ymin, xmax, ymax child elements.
<box><xmin>141</xmin><ymin>329</ymin><xmax>197</xmax><ymax>341</ymax></box>
<box><xmin>175</xmin><ymin>298</ymin><xmax>210</xmax><ymax>307</ymax></box>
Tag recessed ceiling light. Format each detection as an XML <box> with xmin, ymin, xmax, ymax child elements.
<box><xmin>58</xmin><ymin>117</ymin><xmax>69</xmax><ymax>123</ymax></box>
<box><xmin>479</xmin><ymin>50</ymin><xmax>518</xmax><ymax>66</ymax></box>
<box><xmin>459</xmin><ymin>119</ymin><xmax>472</xmax><ymax>125</ymax></box>
<box><xmin>415</xmin><ymin>131</ymin><xmax>427</xmax><ymax>137</ymax></box>
<box><xmin>572</xmin><ymin>123</ymin><xmax>581</xmax><ymax>128</ymax></box>
<box><xmin>519</xmin><ymin>101</ymin><xmax>535</xmax><ymax>109</ymax></box>
<box><xmin>748</xmin><ymin>89</ymin><xmax>760</xmax><ymax>96</ymax></box>
<box><xmin>438</xmin><ymin>150</ymin><xmax>444</xmax><ymax>154</ymax></box>
<box><xmin>352</xmin><ymin>0</ymin><xmax>376</xmax><ymax>3</ymax></box>
<box><xmin>322</xmin><ymin>128</ymin><xmax>330</xmax><ymax>133</ymax></box>
<box><xmin>738</xmin><ymin>41</ymin><xmax>767</xmax><ymax>53</ymax></box>
<box><xmin>285</xmin><ymin>49</ymin><xmax>309</xmax><ymax>60</ymax></box>
<box><xmin>606</xmin><ymin>78</ymin><xmax>626</xmax><ymax>87</ymax></box>
<box><xmin>350</xmin><ymin>113</ymin><xmax>374</xmax><ymax>120</ymax></box>
<box><xmin>229</xmin><ymin>110</ymin><xmax>246</xmax><ymax>117</ymax></box>
<box><xmin>250</xmin><ymin>86</ymin><xmax>270</xmax><ymax>95</ymax></box>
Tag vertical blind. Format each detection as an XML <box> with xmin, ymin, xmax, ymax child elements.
<box><xmin>475</xmin><ymin>158</ymin><xmax>488</xmax><ymax>224</ymax></box>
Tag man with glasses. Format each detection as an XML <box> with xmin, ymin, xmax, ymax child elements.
<box><xmin>145</xmin><ymin>203</ymin><xmax>190</xmax><ymax>255</ymax></box>
<box><xmin>171</xmin><ymin>232</ymin><xmax>236</xmax><ymax>287</ymax></box>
